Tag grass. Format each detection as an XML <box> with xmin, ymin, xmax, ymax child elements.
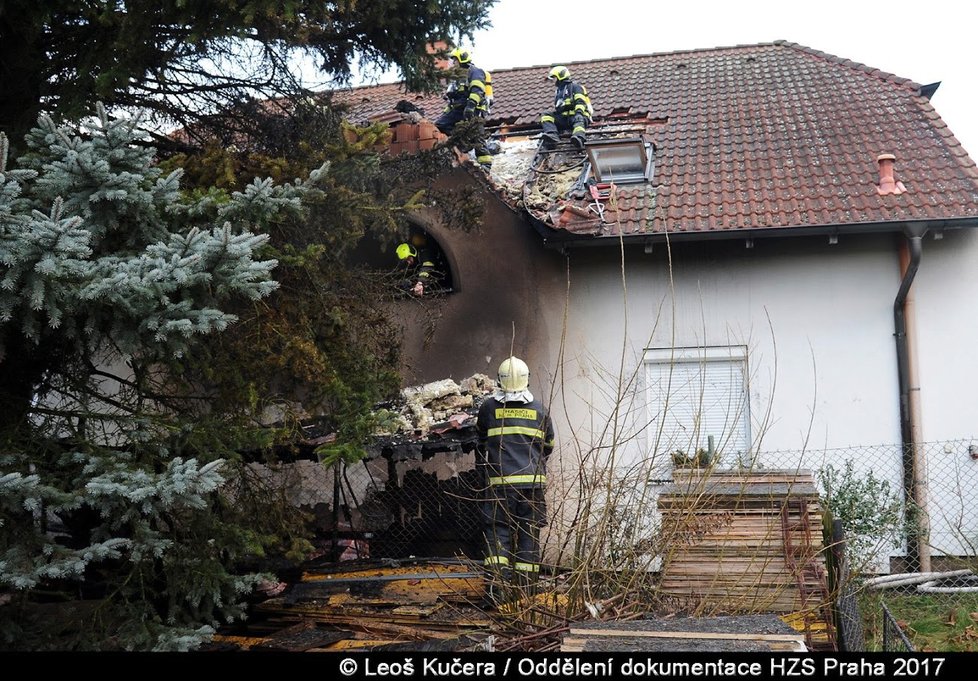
<box><xmin>858</xmin><ymin>590</ymin><xmax>978</xmax><ymax>652</ymax></box>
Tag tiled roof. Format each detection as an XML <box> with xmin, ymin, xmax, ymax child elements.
<box><xmin>330</xmin><ymin>41</ymin><xmax>978</xmax><ymax>239</ymax></box>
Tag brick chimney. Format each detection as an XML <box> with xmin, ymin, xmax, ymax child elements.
<box><xmin>427</xmin><ymin>41</ymin><xmax>452</xmax><ymax>71</ymax></box>
<box><xmin>877</xmin><ymin>153</ymin><xmax>907</xmax><ymax>195</ymax></box>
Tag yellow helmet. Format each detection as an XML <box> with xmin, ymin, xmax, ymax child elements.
<box><xmin>548</xmin><ymin>66</ymin><xmax>571</xmax><ymax>82</ymax></box>
<box><xmin>396</xmin><ymin>243</ymin><xmax>417</xmax><ymax>260</ymax></box>
<box><xmin>498</xmin><ymin>356</ymin><xmax>530</xmax><ymax>392</ymax></box>
<box><xmin>449</xmin><ymin>47</ymin><xmax>472</xmax><ymax>65</ymax></box>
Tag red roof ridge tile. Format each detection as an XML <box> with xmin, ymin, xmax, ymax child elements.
<box><xmin>485</xmin><ymin>41</ymin><xmax>788</xmax><ymax>76</ymax></box>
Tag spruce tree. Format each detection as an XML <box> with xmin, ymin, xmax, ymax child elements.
<box><xmin>0</xmin><ymin>106</ymin><xmax>322</xmax><ymax>649</ymax></box>
<box><xmin>0</xmin><ymin>1</ymin><xmax>496</xmax><ymax>145</ymax></box>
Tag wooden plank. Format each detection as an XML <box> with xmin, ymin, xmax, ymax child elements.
<box><xmin>566</xmin><ymin>628</ymin><xmax>806</xmax><ymax>644</ymax></box>
<box><xmin>392</xmin><ymin>603</ymin><xmax>445</xmax><ymax>617</ymax></box>
<box><xmin>209</xmin><ymin>634</ymin><xmax>269</xmax><ymax>650</ymax></box>
<box><xmin>325</xmin><ymin>639</ymin><xmax>398</xmax><ymax>650</ymax></box>
<box><xmin>300</xmin><ymin>565</ymin><xmax>479</xmax><ymax>582</ymax></box>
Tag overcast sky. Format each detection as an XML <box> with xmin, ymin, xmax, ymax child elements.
<box><xmin>430</xmin><ymin>0</ymin><xmax>978</xmax><ymax>160</ymax></box>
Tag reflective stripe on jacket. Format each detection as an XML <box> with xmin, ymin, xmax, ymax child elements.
<box><xmin>553</xmin><ymin>81</ymin><xmax>592</xmax><ymax>121</ymax></box>
<box><xmin>477</xmin><ymin>396</ymin><xmax>554</xmax><ymax>488</ymax></box>
<box><xmin>445</xmin><ymin>65</ymin><xmax>492</xmax><ymax>114</ymax></box>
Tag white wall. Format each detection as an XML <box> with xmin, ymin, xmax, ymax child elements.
<box><xmin>554</xmin><ymin>234</ymin><xmax>905</xmax><ymax>461</ymax></box>
<box><xmin>913</xmin><ymin>228</ymin><xmax>978</xmax><ymax>440</ymax></box>
<box><xmin>540</xmin><ymin>229</ymin><xmax>978</xmax><ymax>562</ymax></box>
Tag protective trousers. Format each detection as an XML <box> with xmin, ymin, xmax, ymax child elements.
<box><xmin>482</xmin><ymin>485</ymin><xmax>546</xmax><ymax>581</ymax></box>
<box><xmin>540</xmin><ymin>110</ymin><xmax>588</xmax><ymax>140</ymax></box>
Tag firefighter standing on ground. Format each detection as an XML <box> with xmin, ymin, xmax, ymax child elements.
<box><xmin>477</xmin><ymin>356</ymin><xmax>555</xmax><ymax>596</ymax></box>
<box><xmin>435</xmin><ymin>47</ymin><xmax>494</xmax><ymax>169</ymax></box>
<box><xmin>540</xmin><ymin>65</ymin><xmax>593</xmax><ymax>150</ymax></box>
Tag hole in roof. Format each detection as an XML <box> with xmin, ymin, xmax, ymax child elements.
<box><xmin>675</xmin><ymin>63</ymin><xmax>688</xmax><ymax>69</ymax></box>
<box><xmin>745</xmin><ymin>56</ymin><xmax>757</xmax><ymax>63</ymax></box>
<box><xmin>361</xmin><ymin>97</ymin><xmax>371</xmax><ymax>103</ymax></box>
<box><xmin>610</xmin><ymin>69</ymin><xmax>620</xmax><ymax>78</ymax></box>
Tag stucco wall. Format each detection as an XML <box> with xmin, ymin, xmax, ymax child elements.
<box><xmin>556</xmin><ymin>234</ymin><xmax>905</xmax><ymax>461</ymax></box>
<box><xmin>912</xmin><ymin>228</ymin><xmax>978</xmax><ymax>439</ymax></box>
<box><xmin>547</xmin><ymin>227</ymin><xmax>978</xmax><ymax>455</ymax></box>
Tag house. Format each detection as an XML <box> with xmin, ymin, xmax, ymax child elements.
<box><xmin>332</xmin><ymin>41</ymin><xmax>978</xmax><ymax>570</ymax></box>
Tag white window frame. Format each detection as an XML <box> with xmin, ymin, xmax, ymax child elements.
<box><xmin>584</xmin><ymin>138</ymin><xmax>654</xmax><ymax>184</ymax></box>
<box><xmin>643</xmin><ymin>345</ymin><xmax>751</xmax><ymax>469</ymax></box>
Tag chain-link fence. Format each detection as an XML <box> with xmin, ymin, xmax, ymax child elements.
<box><xmin>249</xmin><ymin>430</ymin><xmax>485</xmax><ymax>561</ymax></box>
<box><xmin>880</xmin><ymin>602</ymin><xmax>916</xmax><ymax>652</ymax></box>
<box><xmin>754</xmin><ymin>439</ymin><xmax>978</xmax><ymax>651</ymax></box>
<box><xmin>753</xmin><ymin>439</ymin><xmax>978</xmax><ymax>574</ymax></box>
<box><xmin>256</xmin><ymin>435</ymin><xmax>978</xmax><ymax>650</ymax></box>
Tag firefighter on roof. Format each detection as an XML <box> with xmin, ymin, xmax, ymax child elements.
<box><xmin>435</xmin><ymin>47</ymin><xmax>495</xmax><ymax>169</ymax></box>
<box><xmin>540</xmin><ymin>65</ymin><xmax>593</xmax><ymax>151</ymax></box>
<box><xmin>477</xmin><ymin>356</ymin><xmax>555</xmax><ymax>600</ymax></box>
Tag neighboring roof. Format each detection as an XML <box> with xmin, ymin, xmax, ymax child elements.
<box><xmin>330</xmin><ymin>41</ymin><xmax>978</xmax><ymax>241</ymax></box>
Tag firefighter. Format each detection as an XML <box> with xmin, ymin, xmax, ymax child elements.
<box><xmin>434</xmin><ymin>47</ymin><xmax>494</xmax><ymax>169</ymax></box>
<box><xmin>540</xmin><ymin>65</ymin><xmax>593</xmax><ymax>151</ymax></box>
<box><xmin>394</xmin><ymin>241</ymin><xmax>436</xmax><ymax>296</ymax></box>
<box><xmin>476</xmin><ymin>356</ymin><xmax>555</xmax><ymax>600</ymax></box>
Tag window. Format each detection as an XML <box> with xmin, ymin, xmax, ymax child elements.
<box><xmin>585</xmin><ymin>138</ymin><xmax>654</xmax><ymax>184</ymax></box>
<box><xmin>644</xmin><ymin>346</ymin><xmax>751</xmax><ymax>465</ymax></box>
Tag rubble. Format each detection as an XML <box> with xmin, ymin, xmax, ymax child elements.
<box><xmin>484</xmin><ymin>138</ymin><xmax>540</xmax><ymax>204</ymax></box>
<box><xmin>387</xmin><ymin>373</ymin><xmax>494</xmax><ymax>438</ymax></box>
<box><xmin>211</xmin><ymin>559</ymin><xmax>493</xmax><ymax>652</ymax></box>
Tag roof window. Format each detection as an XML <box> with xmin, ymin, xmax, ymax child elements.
<box><xmin>585</xmin><ymin>137</ymin><xmax>654</xmax><ymax>184</ymax></box>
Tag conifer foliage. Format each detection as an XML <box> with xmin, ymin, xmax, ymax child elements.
<box><xmin>0</xmin><ymin>107</ymin><xmax>322</xmax><ymax>649</ymax></box>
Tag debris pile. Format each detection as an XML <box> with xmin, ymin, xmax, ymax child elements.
<box><xmin>483</xmin><ymin>138</ymin><xmax>540</xmax><ymax>204</ymax></box>
<box><xmin>384</xmin><ymin>373</ymin><xmax>495</xmax><ymax>438</ymax></box>
<box><xmin>211</xmin><ymin>559</ymin><xmax>493</xmax><ymax>652</ymax></box>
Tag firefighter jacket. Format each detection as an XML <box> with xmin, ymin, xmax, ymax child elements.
<box><xmin>553</xmin><ymin>80</ymin><xmax>592</xmax><ymax>122</ymax></box>
<box><xmin>476</xmin><ymin>396</ymin><xmax>554</xmax><ymax>489</ymax></box>
<box><xmin>414</xmin><ymin>247</ymin><xmax>436</xmax><ymax>284</ymax></box>
<box><xmin>444</xmin><ymin>64</ymin><xmax>493</xmax><ymax>116</ymax></box>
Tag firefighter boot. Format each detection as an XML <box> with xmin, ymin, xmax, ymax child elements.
<box><xmin>571</xmin><ymin>133</ymin><xmax>586</xmax><ymax>151</ymax></box>
<box><xmin>541</xmin><ymin>132</ymin><xmax>559</xmax><ymax>149</ymax></box>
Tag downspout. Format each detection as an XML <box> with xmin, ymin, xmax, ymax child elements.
<box><xmin>894</xmin><ymin>227</ymin><xmax>930</xmax><ymax>573</ymax></box>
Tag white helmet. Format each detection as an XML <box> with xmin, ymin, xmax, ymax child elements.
<box><xmin>497</xmin><ymin>356</ymin><xmax>530</xmax><ymax>392</ymax></box>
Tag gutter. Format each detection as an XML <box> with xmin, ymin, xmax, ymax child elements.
<box><xmin>535</xmin><ymin>215</ymin><xmax>978</xmax><ymax>251</ymax></box>
<box><xmin>894</xmin><ymin>225</ymin><xmax>930</xmax><ymax>573</ymax></box>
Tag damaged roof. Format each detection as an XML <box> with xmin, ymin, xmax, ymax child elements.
<box><xmin>330</xmin><ymin>41</ymin><xmax>978</xmax><ymax>241</ymax></box>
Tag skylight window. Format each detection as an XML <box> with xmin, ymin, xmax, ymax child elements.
<box><xmin>585</xmin><ymin>138</ymin><xmax>654</xmax><ymax>184</ymax></box>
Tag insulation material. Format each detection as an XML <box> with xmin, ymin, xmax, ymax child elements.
<box><xmin>486</xmin><ymin>138</ymin><xmax>540</xmax><ymax>204</ymax></box>
<box><xmin>391</xmin><ymin>373</ymin><xmax>494</xmax><ymax>437</ymax></box>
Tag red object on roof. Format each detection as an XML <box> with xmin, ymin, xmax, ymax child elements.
<box><xmin>330</xmin><ymin>41</ymin><xmax>978</xmax><ymax>239</ymax></box>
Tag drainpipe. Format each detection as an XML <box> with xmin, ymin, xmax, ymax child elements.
<box><xmin>894</xmin><ymin>227</ymin><xmax>930</xmax><ymax>573</ymax></box>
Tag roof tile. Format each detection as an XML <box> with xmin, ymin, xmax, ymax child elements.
<box><xmin>331</xmin><ymin>42</ymin><xmax>978</xmax><ymax>237</ymax></box>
